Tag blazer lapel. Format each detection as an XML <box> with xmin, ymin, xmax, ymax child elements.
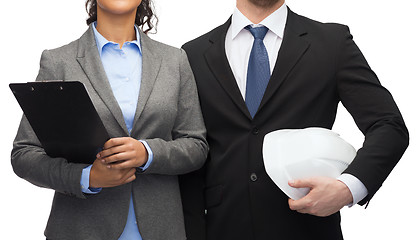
<box><xmin>76</xmin><ymin>26</ymin><xmax>129</xmax><ymax>135</ymax></box>
<box><xmin>204</xmin><ymin>18</ymin><xmax>252</xmax><ymax>119</ymax></box>
<box><xmin>130</xmin><ymin>31</ymin><xmax>161</xmax><ymax>134</ymax></box>
<box><xmin>258</xmin><ymin>9</ymin><xmax>310</xmax><ymax>113</ymax></box>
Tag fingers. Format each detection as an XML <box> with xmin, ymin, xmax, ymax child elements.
<box><xmin>97</xmin><ymin>137</ymin><xmax>147</xmax><ymax>169</ymax></box>
<box><xmin>98</xmin><ymin>140</ymin><xmax>131</xmax><ymax>159</ymax></box>
<box><xmin>107</xmin><ymin>159</ymin><xmax>137</xmax><ymax>170</ymax></box>
<box><xmin>102</xmin><ymin>137</ymin><xmax>127</xmax><ymax>150</ymax></box>
<box><xmin>289</xmin><ymin>196</ymin><xmax>337</xmax><ymax>217</ymax></box>
<box><xmin>120</xmin><ymin>168</ymin><xmax>137</xmax><ymax>184</ymax></box>
<box><xmin>287</xmin><ymin>178</ymin><xmax>315</xmax><ymax>213</ymax></box>
<box><xmin>98</xmin><ymin>145</ymin><xmax>124</xmax><ymax>159</ymax></box>
<box><xmin>90</xmin><ymin>161</ymin><xmax>136</xmax><ymax>188</ymax></box>
<box><xmin>288</xmin><ymin>178</ymin><xmax>315</xmax><ymax>189</ymax></box>
<box><xmin>288</xmin><ymin>178</ymin><xmax>320</xmax><ymax>214</ymax></box>
<box><xmin>90</xmin><ymin>159</ymin><xmax>137</xmax><ymax>188</ymax></box>
<box><xmin>103</xmin><ymin>168</ymin><xmax>136</xmax><ymax>187</ymax></box>
<box><xmin>98</xmin><ymin>149</ymin><xmax>138</xmax><ymax>169</ymax></box>
<box><xmin>97</xmin><ymin>138</ymin><xmax>134</xmax><ymax>164</ymax></box>
<box><xmin>123</xmin><ymin>169</ymin><xmax>137</xmax><ymax>184</ymax></box>
<box><xmin>101</xmin><ymin>151</ymin><xmax>134</xmax><ymax>165</ymax></box>
<box><xmin>288</xmin><ymin>197</ymin><xmax>314</xmax><ymax>213</ymax></box>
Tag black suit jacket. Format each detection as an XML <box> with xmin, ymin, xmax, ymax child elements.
<box><xmin>180</xmin><ymin>9</ymin><xmax>408</xmax><ymax>240</ymax></box>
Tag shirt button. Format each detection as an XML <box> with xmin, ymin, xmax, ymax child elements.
<box><xmin>250</xmin><ymin>173</ymin><xmax>258</xmax><ymax>182</ymax></box>
<box><xmin>252</xmin><ymin>127</ymin><xmax>259</xmax><ymax>135</ymax></box>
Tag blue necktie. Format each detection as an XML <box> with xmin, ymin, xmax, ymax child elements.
<box><xmin>245</xmin><ymin>25</ymin><xmax>270</xmax><ymax>118</ymax></box>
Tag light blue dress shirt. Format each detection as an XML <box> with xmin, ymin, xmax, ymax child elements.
<box><xmin>79</xmin><ymin>22</ymin><xmax>154</xmax><ymax>240</ymax></box>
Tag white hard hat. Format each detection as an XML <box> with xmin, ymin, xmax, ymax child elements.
<box><xmin>262</xmin><ymin>127</ymin><xmax>356</xmax><ymax>200</ymax></box>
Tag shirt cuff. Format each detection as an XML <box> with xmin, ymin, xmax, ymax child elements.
<box><xmin>337</xmin><ymin>173</ymin><xmax>368</xmax><ymax>207</ymax></box>
<box><xmin>139</xmin><ymin>140</ymin><xmax>153</xmax><ymax>171</ymax></box>
<box><xmin>80</xmin><ymin>165</ymin><xmax>102</xmax><ymax>194</ymax></box>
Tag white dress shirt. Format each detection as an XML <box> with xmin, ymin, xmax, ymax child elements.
<box><xmin>225</xmin><ymin>4</ymin><xmax>368</xmax><ymax>206</ymax></box>
<box><xmin>225</xmin><ymin>4</ymin><xmax>287</xmax><ymax>99</ymax></box>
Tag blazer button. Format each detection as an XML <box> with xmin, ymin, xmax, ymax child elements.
<box><xmin>252</xmin><ymin>127</ymin><xmax>259</xmax><ymax>135</ymax></box>
<box><xmin>250</xmin><ymin>173</ymin><xmax>258</xmax><ymax>182</ymax></box>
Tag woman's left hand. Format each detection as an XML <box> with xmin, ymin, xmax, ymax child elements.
<box><xmin>97</xmin><ymin>137</ymin><xmax>148</xmax><ymax>170</ymax></box>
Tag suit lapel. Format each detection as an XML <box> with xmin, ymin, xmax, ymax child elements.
<box><xmin>204</xmin><ymin>18</ymin><xmax>252</xmax><ymax>119</ymax></box>
<box><xmin>204</xmin><ymin>10</ymin><xmax>311</xmax><ymax>120</ymax></box>
<box><xmin>76</xmin><ymin>26</ymin><xmax>129</xmax><ymax>135</ymax></box>
<box><xmin>258</xmin><ymin>9</ymin><xmax>310</xmax><ymax>113</ymax></box>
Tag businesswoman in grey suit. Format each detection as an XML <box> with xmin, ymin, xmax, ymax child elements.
<box><xmin>11</xmin><ymin>0</ymin><xmax>208</xmax><ymax>239</ymax></box>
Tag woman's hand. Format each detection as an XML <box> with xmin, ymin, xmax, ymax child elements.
<box><xmin>97</xmin><ymin>137</ymin><xmax>149</xmax><ymax>170</ymax></box>
<box><xmin>89</xmin><ymin>137</ymin><xmax>149</xmax><ymax>188</ymax></box>
<box><xmin>90</xmin><ymin>159</ymin><xmax>136</xmax><ymax>188</ymax></box>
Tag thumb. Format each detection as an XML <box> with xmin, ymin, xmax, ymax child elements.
<box><xmin>288</xmin><ymin>178</ymin><xmax>315</xmax><ymax>189</ymax></box>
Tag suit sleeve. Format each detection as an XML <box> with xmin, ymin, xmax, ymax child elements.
<box><xmin>11</xmin><ymin>50</ymin><xmax>89</xmax><ymax>199</ymax></box>
<box><xmin>143</xmin><ymin>49</ymin><xmax>209</xmax><ymax>175</ymax></box>
<box><xmin>335</xmin><ymin>26</ymin><xmax>409</xmax><ymax>205</ymax></box>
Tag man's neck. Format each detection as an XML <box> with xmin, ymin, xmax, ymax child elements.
<box><xmin>236</xmin><ymin>0</ymin><xmax>285</xmax><ymax>24</ymax></box>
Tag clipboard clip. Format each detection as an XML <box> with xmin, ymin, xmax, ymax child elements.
<box><xmin>31</xmin><ymin>80</ymin><xmax>65</xmax><ymax>91</ymax></box>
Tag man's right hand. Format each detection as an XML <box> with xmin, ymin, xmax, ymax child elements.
<box><xmin>89</xmin><ymin>158</ymin><xmax>136</xmax><ymax>188</ymax></box>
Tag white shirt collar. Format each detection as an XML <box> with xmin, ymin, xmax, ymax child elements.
<box><xmin>230</xmin><ymin>3</ymin><xmax>288</xmax><ymax>40</ymax></box>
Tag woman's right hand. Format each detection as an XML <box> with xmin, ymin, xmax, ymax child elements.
<box><xmin>89</xmin><ymin>158</ymin><xmax>136</xmax><ymax>188</ymax></box>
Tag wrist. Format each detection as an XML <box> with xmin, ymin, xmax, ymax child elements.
<box><xmin>138</xmin><ymin>140</ymin><xmax>148</xmax><ymax>167</ymax></box>
<box><xmin>337</xmin><ymin>180</ymin><xmax>353</xmax><ymax>206</ymax></box>
<box><xmin>81</xmin><ymin>165</ymin><xmax>102</xmax><ymax>194</ymax></box>
<box><xmin>138</xmin><ymin>140</ymin><xmax>153</xmax><ymax>170</ymax></box>
<box><xmin>141</xmin><ymin>142</ymin><xmax>149</xmax><ymax>167</ymax></box>
<box><xmin>89</xmin><ymin>163</ymin><xmax>100</xmax><ymax>188</ymax></box>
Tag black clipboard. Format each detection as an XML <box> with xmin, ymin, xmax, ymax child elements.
<box><xmin>10</xmin><ymin>81</ymin><xmax>110</xmax><ymax>164</ymax></box>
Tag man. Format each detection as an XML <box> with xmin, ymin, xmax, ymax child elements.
<box><xmin>179</xmin><ymin>0</ymin><xmax>409</xmax><ymax>239</ymax></box>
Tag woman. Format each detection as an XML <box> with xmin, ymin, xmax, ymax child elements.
<box><xmin>11</xmin><ymin>0</ymin><xmax>208</xmax><ymax>239</ymax></box>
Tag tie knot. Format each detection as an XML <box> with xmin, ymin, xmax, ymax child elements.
<box><xmin>245</xmin><ymin>25</ymin><xmax>269</xmax><ymax>40</ymax></box>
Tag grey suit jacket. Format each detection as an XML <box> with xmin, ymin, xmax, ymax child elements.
<box><xmin>11</xmin><ymin>25</ymin><xmax>208</xmax><ymax>240</ymax></box>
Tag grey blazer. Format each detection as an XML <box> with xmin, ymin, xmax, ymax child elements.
<box><xmin>11</xmin><ymin>25</ymin><xmax>208</xmax><ymax>240</ymax></box>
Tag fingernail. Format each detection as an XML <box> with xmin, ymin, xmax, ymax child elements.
<box><xmin>288</xmin><ymin>180</ymin><xmax>295</xmax><ymax>185</ymax></box>
<box><xmin>96</xmin><ymin>153</ymin><xmax>101</xmax><ymax>158</ymax></box>
<box><xmin>107</xmin><ymin>165</ymin><xmax>111</xmax><ymax>169</ymax></box>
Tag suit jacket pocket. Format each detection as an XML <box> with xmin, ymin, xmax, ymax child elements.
<box><xmin>204</xmin><ymin>185</ymin><xmax>224</xmax><ymax>209</ymax></box>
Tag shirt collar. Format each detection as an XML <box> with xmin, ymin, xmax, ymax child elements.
<box><xmin>230</xmin><ymin>3</ymin><xmax>288</xmax><ymax>40</ymax></box>
<box><xmin>92</xmin><ymin>21</ymin><xmax>142</xmax><ymax>56</ymax></box>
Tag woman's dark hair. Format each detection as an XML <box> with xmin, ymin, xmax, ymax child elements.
<box><xmin>85</xmin><ymin>0</ymin><xmax>157</xmax><ymax>34</ymax></box>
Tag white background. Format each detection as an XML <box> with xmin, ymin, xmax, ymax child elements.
<box><xmin>1</xmin><ymin>0</ymin><xmax>414</xmax><ymax>239</ymax></box>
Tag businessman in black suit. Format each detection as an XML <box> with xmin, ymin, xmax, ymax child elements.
<box><xmin>179</xmin><ymin>0</ymin><xmax>409</xmax><ymax>239</ymax></box>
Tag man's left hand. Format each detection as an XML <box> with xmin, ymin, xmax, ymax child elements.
<box><xmin>288</xmin><ymin>176</ymin><xmax>353</xmax><ymax>217</ymax></box>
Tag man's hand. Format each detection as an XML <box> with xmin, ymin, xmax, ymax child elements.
<box><xmin>288</xmin><ymin>176</ymin><xmax>353</xmax><ymax>217</ymax></box>
<box><xmin>97</xmin><ymin>137</ymin><xmax>149</xmax><ymax>170</ymax></box>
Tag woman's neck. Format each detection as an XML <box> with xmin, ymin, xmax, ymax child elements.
<box><xmin>96</xmin><ymin>8</ymin><xmax>137</xmax><ymax>48</ymax></box>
